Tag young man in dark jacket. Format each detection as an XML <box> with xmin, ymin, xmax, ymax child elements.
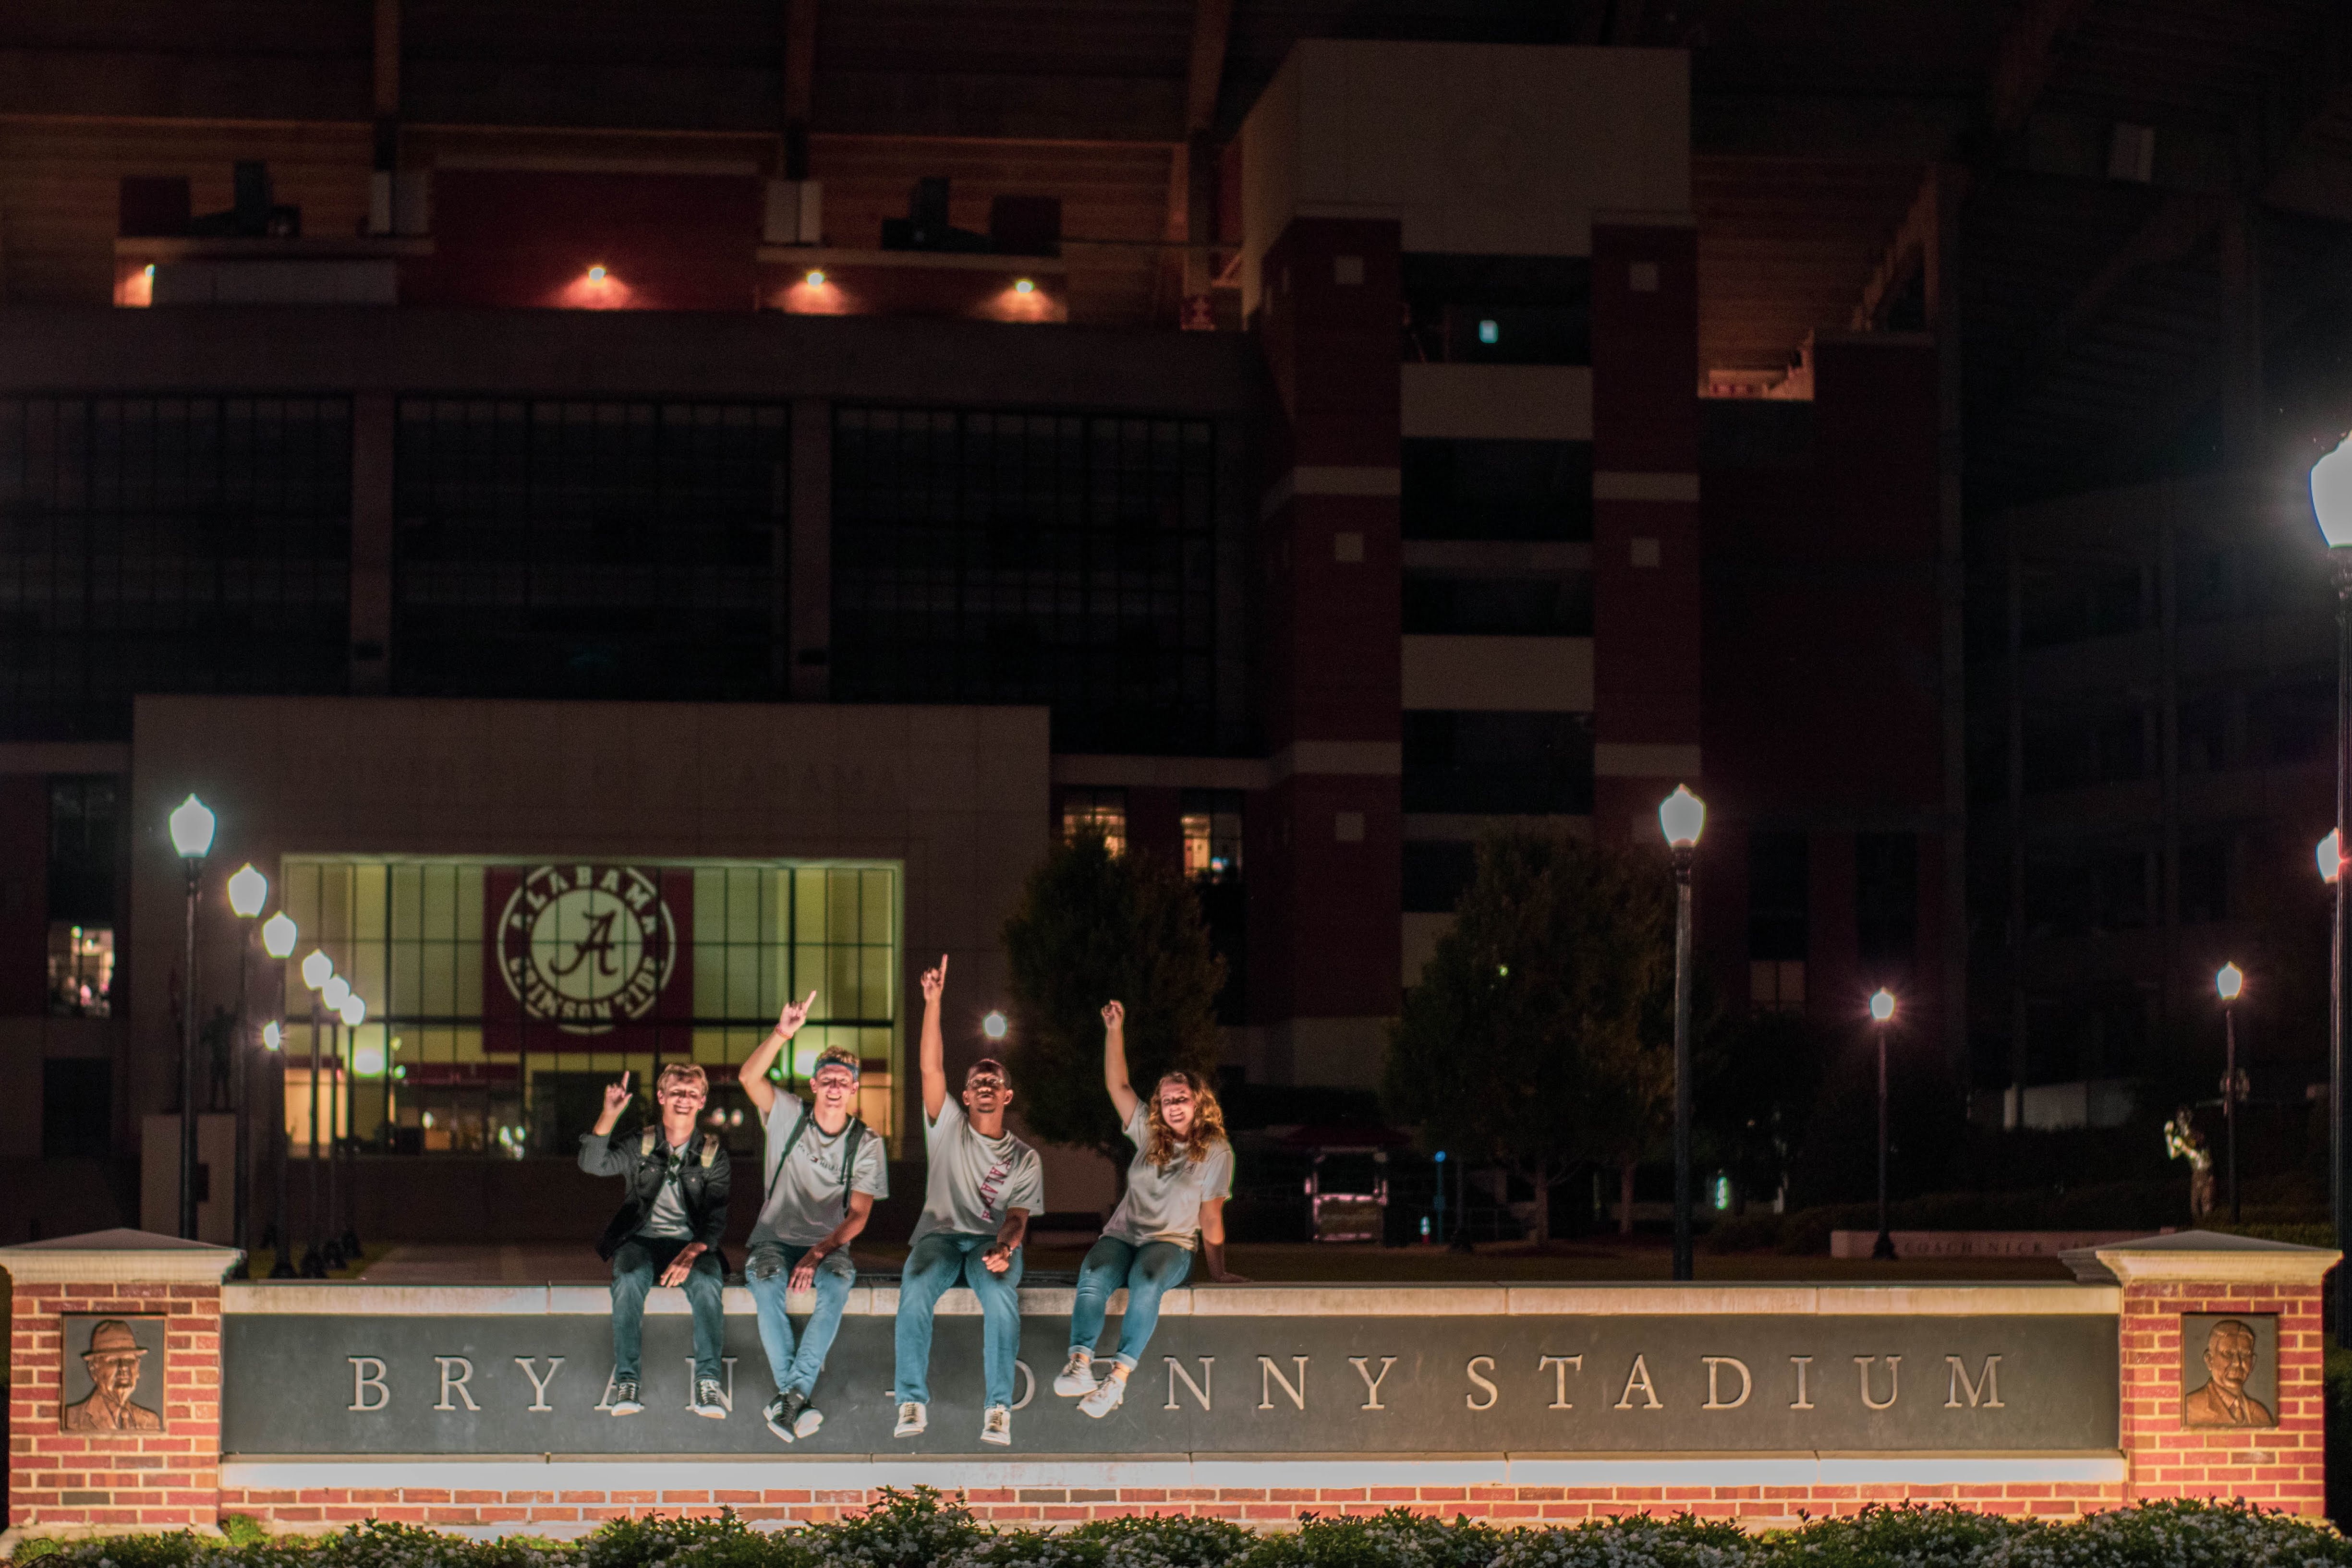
<box><xmin>579</xmin><ymin>1062</ymin><xmax>732</xmax><ymax>1417</ymax></box>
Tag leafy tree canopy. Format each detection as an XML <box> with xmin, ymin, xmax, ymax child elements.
<box><xmin>1002</xmin><ymin>833</ymin><xmax>1225</xmax><ymax>1163</ymax></box>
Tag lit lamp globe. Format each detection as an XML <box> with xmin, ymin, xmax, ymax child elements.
<box><xmin>262</xmin><ymin>912</ymin><xmax>298</xmax><ymax>959</ymax></box>
<box><xmin>227</xmin><ymin>863</ymin><xmax>268</xmax><ymax>918</ymax></box>
<box><xmin>301</xmin><ymin>950</ymin><xmax>334</xmax><ymax>990</ymax></box>
<box><xmin>1869</xmin><ymin>988</ymin><xmax>1896</xmax><ymax>1024</ymax></box>
<box><xmin>321</xmin><ymin>976</ymin><xmax>351</xmax><ymax>1011</ymax></box>
<box><xmin>262</xmin><ymin>1021</ymin><xmax>282</xmax><ymax>1051</ymax></box>
<box><xmin>168</xmin><ymin>794</ymin><xmax>217</xmax><ymax>860</ymax></box>
<box><xmin>2322</xmin><ymin>830</ymin><xmax>2344</xmax><ymax>886</ymax></box>
<box><xmin>2314</xmin><ymin>431</ymin><xmax>2352</xmax><ymax>550</ymax></box>
<box><xmin>2216</xmin><ymin>962</ymin><xmax>2245</xmax><ymax>1002</ymax></box>
<box><xmin>1659</xmin><ymin>785</ymin><xmax>1706</xmax><ymax>850</ymax></box>
<box><xmin>340</xmin><ymin>995</ymin><xmax>365</xmax><ymax>1029</ymax></box>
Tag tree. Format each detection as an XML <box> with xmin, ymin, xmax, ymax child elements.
<box><xmin>1698</xmin><ymin>1006</ymin><xmax>1830</xmax><ymax>1213</ymax></box>
<box><xmin>1384</xmin><ymin>830</ymin><xmax>1678</xmax><ymax>1244</ymax></box>
<box><xmin>1001</xmin><ymin>833</ymin><xmax>1225</xmax><ymax>1166</ymax></box>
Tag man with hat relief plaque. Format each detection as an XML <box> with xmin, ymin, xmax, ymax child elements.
<box><xmin>62</xmin><ymin>1320</ymin><xmax>163</xmax><ymax>1431</ymax></box>
<box><xmin>2182</xmin><ymin>1317</ymin><xmax>2275</xmax><ymax>1426</ymax></box>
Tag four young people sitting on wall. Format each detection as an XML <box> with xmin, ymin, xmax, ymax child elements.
<box><xmin>577</xmin><ymin>952</ymin><xmax>1240</xmax><ymax>1447</ymax></box>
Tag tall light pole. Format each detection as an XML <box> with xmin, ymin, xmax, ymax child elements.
<box><xmin>301</xmin><ymin>949</ymin><xmax>334</xmax><ymax>1277</ymax></box>
<box><xmin>225</xmin><ymin>863</ymin><xmax>268</xmax><ymax>1273</ymax></box>
<box><xmin>2215</xmin><ymin>962</ymin><xmax>2244</xmax><ymax>1224</ymax></box>
<box><xmin>1659</xmin><ymin>784</ymin><xmax>1706</xmax><ymax>1282</ymax></box>
<box><xmin>321</xmin><ymin>972</ymin><xmax>352</xmax><ymax>1271</ymax></box>
<box><xmin>167</xmin><ymin>794</ymin><xmax>216</xmax><ymax>1239</ymax></box>
<box><xmin>2312</xmin><ymin>429</ymin><xmax>2352</xmax><ymax>1340</ymax></box>
<box><xmin>261</xmin><ymin>910</ymin><xmax>298</xmax><ymax>1275</ymax></box>
<box><xmin>338</xmin><ymin>990</ymin><xmax>366</xmax><ymax>1260</ymax></box>
<box><xmin>1869</xmin><ymin>988</ymin><xmax>1898</xmax><ymax>1260</ymax></box>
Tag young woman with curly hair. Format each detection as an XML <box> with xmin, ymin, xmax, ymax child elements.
<box><xmin>1053</xmin><ymin>998</ymin><xmax>1246</xmax><ymax>1418</ymax></box>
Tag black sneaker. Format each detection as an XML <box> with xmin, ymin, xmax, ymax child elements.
<box><xmin>691</xmin><ymin>1377</ymin><xmax>728</xmax><ymax>1418</ymax></box>
<box><xmin>790</xmin><ymin>1394</ymin><xmax>824</xmax><ymax>1439</ymax></box>
<box><xmin>763</xmin><ymin>1391</ymin><xmax>797</xmax><ymax>1443</ymax></box>
<box><xmin>610</xmin><ymin>1379</ymin><xmax>643</xmax><ymax>1416</ymax></box>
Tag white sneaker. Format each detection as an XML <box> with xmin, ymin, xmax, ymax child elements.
<box><xmin>980</xmin><ymin>1404</ymin><xmax>1012</xmax><ymax>1446</ymax></box>
<box><xmin>893</xmin><ymin>1400</ymin><xmax>927</xmax><ymax>1438</ymax></box>
<box><xmin>1079</xmin><ymin>1372</ymin><xmax>1128</xmax><ymax>1419</ymax></box>
<box><xmin>1052</xmin><ymin>1351</ymin><xmax>1097</xmax><ymax>1397</ymax></box>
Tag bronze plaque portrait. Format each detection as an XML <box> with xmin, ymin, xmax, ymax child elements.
<box><xmin>2180</xmin><ymin>1313</ymin><xmax>2278</xmax><ymax>1428</ymax></box>
<box><xmin>59</xmin><ymin>1315</ymin><xmax>166</xmax><ymax>1432</ymax></box>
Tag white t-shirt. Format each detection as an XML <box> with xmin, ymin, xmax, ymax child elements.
<box><xmin>1104</xmin><ymin>1104</ymin><xmax>1233</xmax><ymax>1246</ymax></box>
<box><xmin>750</xmin><ymin>1091</ymin><xmax>890</xmax><ymax>1247</ymax></box>
<box><xmin>910</xmin><ymin>1098</ymin><xmax>1045</xmax><ymax>1244</ymax></box>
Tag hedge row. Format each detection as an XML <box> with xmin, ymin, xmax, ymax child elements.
<box><xmin>13</xmin><ymin>1491</ymin><xmax>2352</xmax><ymax>1568</ymax></box>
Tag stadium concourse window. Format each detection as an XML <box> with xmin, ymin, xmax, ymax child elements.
<box><xmin>1402</xmin><ymin>439</ymin><xmax>1593</xmax><ymax>542</ymax></box>
<box><xmin>0</xmin><ymin>396</ymin><xmax>352</xmax><ymax>741</ymax></box>
<box><xmin>1747</xmin><ymin>830</ymin><xmax>1807</xmax><ymax>1013</ymax></box>
<box><xmin>1061</xmin><ymin>786</ymin><xmax>1128</xmax><ymax>854</ymax></box>
<box><xmin>274</xmin><ymin>857</ymin><xmax>903</xmax><ymax>1161</ymax></box>
<box><xmin>1182</xmin><ymin>788</ymin><xmax>1246</xmax><ymax>1025</ymax></box>
<box><xmin>392</xmin><ymin>399</ymin><xmax>789</xmax><ymax>701</ymax></box>
<box><xmin>830</xmin><ymin>407</ymin><xmax>1224</xmax><ymax>753</ymax></box>
<box><xmin>48</xmin><ymin>776</ymin><xmax>120</xmax><ymax>1016</ymax></box>
<box><xmin>1403</xmin><ymin>712</ymin><xmax>1595</xmax><ymax>815</ymax></box>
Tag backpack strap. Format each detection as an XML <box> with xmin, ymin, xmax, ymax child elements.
<box><xmin>638</xmin><ymin>1127</ymin><xmax>658</xmax><ymax>1158</ymax></box>
<box><xmin>698</xmin><ymin>1132</ymin><xmax>720</xmax><ymax>1167</ymax></box>
<box><xmin>761</xmin><ymin>1100</ymin><xmax>812</xmax><ymax>1212</ymax></box>
<box><xmin>839</xmin><ymin>1119</ymin><xmax>867</xmax><ymax>1218</ymax></box>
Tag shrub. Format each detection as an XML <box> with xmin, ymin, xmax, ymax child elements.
<box><xmin>10</xmin><ymin>1496</ymin><xmax>2352</xmax><ymax>1568</ymax></box>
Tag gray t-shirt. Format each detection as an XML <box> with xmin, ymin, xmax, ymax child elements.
<box><xmin>751</xmin><ymin>1091</ymin><xmax>890</xmax><ymax>1247</ymax></box>
<box><xmin>1104</xmin><ymin>1104</ymin><xmax>1233</xmax><ymax>1246</ymax></box>
<box><xmin>910</xmin><ymin>1097</ymin><xmax>1044</xmax><ymax>1244</ymax></box>
<box><xmin>634</xmin><ymin>1137</ymin><xmax>696</xmax><ymax>1241</ymax></box>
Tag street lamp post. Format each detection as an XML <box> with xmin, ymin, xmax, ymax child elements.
<box><xmin>1659</xmin><ymin>784</ymin><xmax>1706</xmax><ymax>1283</ymax></box>
<box><xmin>1870</xmin><ymin>988</ymin><xmax>1898</xmax><ymax>1261</ymax></box>
<box><xmin>320</xmin><ymin>972</ymin><xmax>351</xmax><ymax>1271</ymax></box>
<box><xmin>300</xmin><ymin>950</ymin><xmax>333</xmax><ymax>1277</ymax></box>
<box><xmin>225</xmin><ymin>863</ymin><xmax>268</xmax><ymax>1274</ymax></box>
<box><xmin>261</xmin><ymin>911</ymin><xmax>298</xmax><ymax>1275</ymax></box>
<box><xmin>167</xmin><ymin>794</ymin><xmax>217</xmax><ymax>1239</ymax></box>
<box><xmin>2311</xmin><ymin>430</ymin><xmax>2352</xmax><ymax>1341</ymax></box>
<box><xmin>338</xmin><ymin>990</ymin><xmax>366</xmax><ymax>1260</ymax></box>
<box><xmin>2216</xmin><ymin>962</ymin><xmax>2245</xmax><ymax>1224</ymax></box>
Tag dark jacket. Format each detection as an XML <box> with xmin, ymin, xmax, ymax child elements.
<box><xmin>580</xmin><ymin>1125</ymin><xmax>732</xmax><ymax>1263</ymax></box>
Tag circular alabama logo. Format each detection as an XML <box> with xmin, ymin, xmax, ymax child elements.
<box><xmin>497</xmin><ymin>865</ymin><xmax>676</xmax><ymax>1034</ymax></box>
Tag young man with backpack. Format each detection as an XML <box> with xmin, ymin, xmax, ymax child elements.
<box><xmin>579</xmin><ymin>1061</ymin><xmax>732</xmax><ymax>1419</ymax></box>
<box><xmin>735</xmin><ymin>990</ymin><xmax>887</xmax><ymax>1444</ymax></box>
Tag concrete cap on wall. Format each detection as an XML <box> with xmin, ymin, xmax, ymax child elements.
<box><xmin>2062</xmin><ymin>1228</ymin><xmax>2342</xmax><ymax>1286</ymax></box>
<box><xmin>0</xmin><ymin>1227</ymin><xmax>245</xmax><ymax>1284</ymax></box>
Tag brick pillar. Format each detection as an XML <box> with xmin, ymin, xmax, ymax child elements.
<box><xmin>2095</xmin><ymin>1231</ymin><xmax>2338</xmax><ymax>1516</ymax></box>
<box><xmin>1249</xmin><ymin>216</ymin><xmax>1404</xmax><ymax>1084</ymax></box>
<box><xmin>1589</xmin><ymin>217</ymin><xmax>1699</xmax><ymax>847</ymax></box>
<box><xmin>1</xmin><ymin>1229</ymin><xmax>242</xmax><ymax>1551</ymax></box>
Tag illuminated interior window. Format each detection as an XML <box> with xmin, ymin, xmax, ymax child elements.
<box><xmin>277</xmin><ymin>856</ymin><xmax>903</xmax><ymax>1158</ymax></box>
<box><xmin>1060</xmin><ymin>787</ymin><xmax>1128</xmax><ymax>856</ymax></box>
<box><xmin>47</xmin><ymin>923</ymin><xmax>113</xmax><ymax>1017</ymax></box>
<box><xmin>1180</xmin><ymin>789</ymin><xmax>1243</xmax><ymax>881</ymax></box>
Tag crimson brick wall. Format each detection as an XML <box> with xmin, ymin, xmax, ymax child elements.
<box><xmin>7</xmin><ymin>1280</ymin><xmax>224</xmax><ymax>1534</ymax></box>
<box><xmin>211</xmin><ymin>1478</ymin><xmax>2129</xmax><ymax>1532</ymax></box>
<box><xmin>2119</xmin><ymin>1279</ymin><xmax>2325</xmax><ymax>1511</ymax></box>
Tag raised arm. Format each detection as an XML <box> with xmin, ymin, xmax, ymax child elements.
<box><xmin>577</xmin><ymin>1072</ymin><xmax>635</xmax><ymax>1175</ymax></box>
<box><xmin>919</xmin><ymin>953</ymin><xmax>949</xmax><ymax>1122</ymax></box>
<box><xmin>1101</xmin><ymin>1000</ymin><xmax>1139</xmax><ymax>1125</ymax></box>
<box><xmin>738</xmin><ymin>989</ymin><xmax>817</xmax><ymax>1117</ymax></box>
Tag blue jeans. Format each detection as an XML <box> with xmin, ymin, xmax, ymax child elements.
<box><xmin>610</xmin><ymin>1237</ymin><xmax>724</xmax><ymax>1387</ymax></box>
<box><xmin>746</xmin><ymin>1242</ymin><xmax>856</xmax><ymax>1400</ymax></box>
<box><xmin>1070</xmin><ymin>1236</ymin><xmax>1193</xmax><ymax>1370</ymax></box>
<box><xmin>893</xmin><ymin>1230</ymin><xmax>1024</xmax><ymax>1410</ymax></box>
